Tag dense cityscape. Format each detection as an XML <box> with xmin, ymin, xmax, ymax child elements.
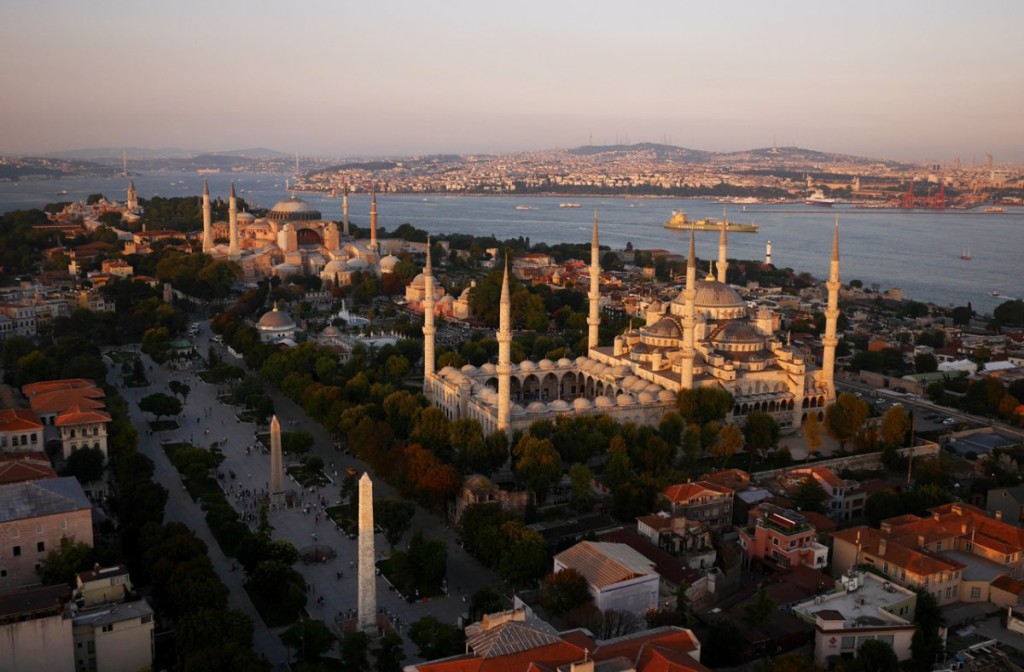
<box><xmin>4</xmin><ymin>3</ymin><xmax>1024</xmax><ymax>672</ymax></box>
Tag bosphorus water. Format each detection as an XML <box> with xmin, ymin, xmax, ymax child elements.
<box><xmin>3</xmin><ymin>171</ymin><xmax>1022</xmax><ymax>313</ymax></box>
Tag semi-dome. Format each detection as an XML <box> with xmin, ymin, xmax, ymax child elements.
<box><xmin>322</xmin><ymin>259</ymin><xmax>347</xmax><ymax>273</ymax></box>
<box><xmin>464</xmin><ymin>474</ymin><xmax>493</xmax><ymax>492</ymax></box>
<box><xmin>714</xmin><ymin>322</ymin><xmax>764</xmax><ymax>344</ymax></box>
<box><xmin>267</xmin><ymin>195</ymin><xmax>322</xmax><ymax>221</ymax></box>
<box><xmin>646</xmin><ymin>317</ymin><xmax>682</xmax><ymax>339</ymax></box>
<box><xmin>237</xmin><ymin>211</ymin><xmax>256</xmax><ymax>222</ymax></box>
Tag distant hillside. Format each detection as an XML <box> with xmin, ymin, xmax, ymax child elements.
<box><xmin>717</xmin><ymin>146</ymin><xmax>908</xmax><ymax>167</ymax></box>
<box><xmin>569</xmin><ymin>143</ymin><xmax>712</xmax><ymax>163</ymax></box>
<box><xmin>44</xmin><ymin>147</ymin><xmax>197</xmax><ymax>160</ymax></box>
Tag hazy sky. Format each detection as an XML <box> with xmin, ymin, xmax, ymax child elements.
<box><xmin>2</xmin><ymin>0</ymin><xmax>1022</xmax><ymax>161</ymax></box>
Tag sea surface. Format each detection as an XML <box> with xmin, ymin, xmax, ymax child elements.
<box><xmin>2</xmin><ymin>171</ymin><xmax>1022</xmax><ymax>314</ymax></box>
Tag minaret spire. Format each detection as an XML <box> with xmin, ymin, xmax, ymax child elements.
<box><xmin>342</xmin><ymin>183</ymin><xmax>350</xmax><ymax>237</ymax></box>
<box><xmin>822</xmin><ymin>216</ymin><xmax>841</xmax><ymax>396</ymax></box>
<box><xmin>497</xmin><ymin>256</ymin><xmax>512</xmax><ymax>433</ymax></box>
<box><xmin>201</xmin><ymin>178</ymin><xmax>213</xmax><ymax>253</ymax></box>
<box><xmin>228</xmin><ymin>182</ymin><xmax>240</xmax><ymax>259</ymax></box>
<box><xmin>717</xmin><ymin>211</ymin><xmax>728</xmax><ymax>283</ymax></box>
<box><xmin>422</xmin><ymin>235</ymin><xmax>436</xmax><ymax>389</ymax></box>
<box><xmin>681</xmin><ymin>231</ymin><xmax>697</xmax><ymax>388</ymax></box>
<box><xmin>369</xmin><ymin>187</ymin><xmax>378</xmax><ymax>252</ymax></box>
<box><xmin>587</xmin><ymin>210</ymin><xmax>602</xmax><ymax>352</ymax></box>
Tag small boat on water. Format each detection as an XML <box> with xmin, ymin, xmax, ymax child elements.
<box><xmin>960</xmin><ymin>248</ymin><xmax>972</xmax><ymax>260</ymax></box>
<box><xmin>559</xmin><ymin>203</ymin><xmax>581</xmax><ymax>208</ymax></box>
<box><xmin>805</xmin><ymin>189</ymin><xmax>837</xmax><ymax>207</ymax></box>
<box><xmin>515</xmin><ymin>205</ymin><xmax>535</xmax><ymax>210</ymax></box>
<box><xmin>983</xmin><ymin>206</ymin><xmax>1006</xmax><ymax>214</ymax></box>
<box><xmin>992</xmin><ymin>290</ymin><xmax>1001</xmax><ymax>297</ymax></box>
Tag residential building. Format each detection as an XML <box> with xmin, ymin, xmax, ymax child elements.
<box><xmin>738</xmin><ymin>503</ymin><xmax>829</xmax><ymax>571</ymax></box>
<box><xmin>553</xmin><ymin>541</ymin><xmax>660</xmax><ymax>616</ymax></box>
<box><xmin>57</xmin><ymin>406</ymin><xmax>112</xmax><ymax>462</ymax></box>
<box><xmin>635</xmin><ymin>511</ymin><xmax>716</xmax><ymax>569</ymax></box>
<box><xmin>659</xmin><ymin>481</ymin><xmax>734</xmax><ymax>531</ymax></box>
<box><xmin>405</xmin><ymin>607</ymin><xmax>706</xmax><ymax>672</ymax></box>
<box><xmin>449</xmin><ymin>474</ymin><xmax>532</xmax><ymax>523</ymax></box>
<box><xmin>986</xmin><ymin>485</ymin><xmax>1024</xmax><ymax>525</ymax></box>
<box><xmin>832</xmin><ymin>502</ymin><xmax>1024</xmax><ymax>606</ymax></box>
<box><xmin>0</xmin><ymin>408</ymin><xmax>44</xmax><ymax>453</ymax></box>
<box><xmin>71</xmin><ymin>599</ymin><xmax>155</xmax><ymax>672</ymax></box>
<box><xmin>0</xmin><ymin>584</ymin><xmax>74</xmax><ymax>672</ymax></box>
<box><xmin>792</xmin><ymin>570</ymin><xmax>918</xmax><ymax>664</ymax></box>
<box><xmin>75</xmin><ymin>565</ymin><xmax>132</xmax><ymax>607</ymax></box>
<box><xmin>788</xmin><ymin>466</ymin><xmax>867</xmax><ymax>521</ymax></box>
<box><xmin>0</xmin><ymin>477</ymin><xmax>93</xmax><ymax>590</ymax></box>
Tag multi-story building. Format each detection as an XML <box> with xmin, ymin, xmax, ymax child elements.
<box><xmin>789</xmin><ymin>466</ymin><xmax>867</xmax><ymax>521</ymax></box>
<box><xmin>0</xmin><ymin>584</ymin><xmax>74</xmax><ymax>672</ymax></box>
<box><xmin>793</xmin><ymin>570</ymin><xmax>918</xmax><ymax>664</ymax></box>
<box><xmin>553</xmin><ymin>541</ymin><xmax>660</xmax><ymax>616</ymax></box>
<box><xmin>56</xmin><ymin>406</ymin><xmax>112</xmax><ymax>463</ymax></box>
<box><xmin>0</xmin><ymin>477</ymin><xmax>93</xmax><ymax>590</ymax></box>
<box><xmin>832</xmin><ymin>502</ymin><xmax>1024</xmax><ymax>607</ymax></box>
<box><xmin>75</xmin><ymin>565</ymin><xmax>133</xmax><ymax>607</ymax></box>
<box><xmin>636</xmin><ymin>511</ymin><xmax>716</xmax><ymax>570</ymax></box>
<box><xmin>738</xmin><ymin>503</ymin><xmax>829</xmax><ymax>571</ymax></box>
<box><xmin>0</xmin><ymin>408</ymin><xmax>44</xmax><ymax>454</ymax></box>
<box><xmin>659</xmin><ymin>481</ymin><xmax>734</xmax><ymax>532</ymax></box>
<box><xmin>71</xmin><ymin>599</ymin><xmax>154</xmax><ymax>672</ymax></box>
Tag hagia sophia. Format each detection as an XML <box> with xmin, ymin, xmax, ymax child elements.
<box><xmin>201</xmin><ymin>180</ymin><xmax>399</xmax><ymax>286</ymax></box>
<box><xmin>424</xmin><ymin>215</ymin><xmax>840</xmax><ymax>434</ymax></box>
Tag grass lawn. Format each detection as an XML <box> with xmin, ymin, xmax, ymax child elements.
<box><xmin>287</xmin><ymin>465</ymin><xmax>331</xmax><ymax>488</ymax></box>
<box><xmin>325</xmin><ymin>505</ymin><xmax>356</xmax><ymax>536</ymax></box>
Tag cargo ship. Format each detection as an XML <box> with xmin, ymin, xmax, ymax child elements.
<box><xmin>664</xmin><ymin>210</ymin><xmax>759</xmax><ymax>232</ymax></box>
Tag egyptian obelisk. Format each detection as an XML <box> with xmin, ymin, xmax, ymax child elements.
<box><xmin>270</xmin><ymin>415</ymin><xmax>284</xmax><ymax>505</ymax></box>
<box><xmin>357</xmin><ymin>473</ymin><xmax>377</xmax><ymax>633</ymax></box>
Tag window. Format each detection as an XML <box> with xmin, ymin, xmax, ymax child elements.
<box><xmin>936</xmin><ymin>541</ymin><xmax>942</xmax><ymax>551</ymax></box>
<box><xmin>883</xmin><ymin>562</ymin><xmax>889</xmax><ymax>575</ymax></box>
<box><xmin>946</xmin><ymin>587</ymin><xmax>954</xmax><ymax>598</ymax></box>
<box><xmin>773</xmin><ymin>537</ymin><xmax>779</xmax><ymax>546</ymax></box>
<box><xmin>901</xmin><ymin>569</ymin><xmax>906</xmax><ymax>581</ymax></box>
<box><xmin>971</xmin><ymin>587</ymin><xmax>981</xmax><ymax>599</ymax></box>
<box><xmin>37</xmin><ymin>541</ymin><xmax>45</xmax><ymax>553</ymax></box>
<box><xmin>0</xmin><ymin>569</ymin><xmax>7</xmax><ymax>578</ymax></box>
<box><xmin>101</xmin><ymin>624</ymin><xmax>113</xmax><ymax>633</ymax></box>
<box><xmin>10</xmin><ymin>528</ymin><xmax>17</xmax><ymax>538</ymax></box>
<box><xmin>12</xmin><ymin>546</ymin><xmax>20</xmax><ymax>557</ymax></box>
<box><xmin>141</xmin><ymin>614</ymin><xmax>152</xmax><ymax>624</ymax></box>
<box><xmin>841</xmin><ymin>636</ymin><xmax>855</xmax><ymax>650</ymax></box>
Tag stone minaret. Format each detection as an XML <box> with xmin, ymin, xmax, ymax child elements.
<box><xmin>587</xmin><ymin>211</ymin><xmax>601</xmax><ymax>352</ymax></box>
<box><xmin>422</xmin><ymin>236</ymin><xmax>436</xmax><ymax>389</ymax></box>
<box><xmin>821</xmin><ymin>217</ymin><xmax>841</xmax><ymax>394</ymax></box>
<box><xmin>201</xmin><ymin>179</ymin><xmax>213</xmax><ymax>253</ymax></box>
<box><xmin>369</xmin><ymin>188</ymin><xmax>378</xmax><ymax>252</ymax></box>
<box><xmin>126</xmin><ymin>179</ymin><xmax>138</xmax><ymax>213</ymax></box>
<box><xmin>342</xmin><ymin>183</ymin><xmax>350</xmax><ymax>237</ymax></box>
<box><xmin>496</xmin><ymin>259</ymin><xmax>512</xmax><ymax>433</ymax></box>
<box><xmin>270</xmin><ymin>415</ymin><xmax>284</xmax><ymax>504</ymax></box>
<box><xmin>357</xmin><ymin>473</ymin><xmax>377</xmax><ymax>634</ymax></box>
<box><xmin>228</xmin><ymin>182</ymin><xmax>240</xmax><ymax>259</ymax></box>
<box><xmin>717</xmin><ymin>214</ymin><xmax>728</xmax><ymax>283</ymax></box>
<box><xmin>681</xmin><ymin>232</ymin><xmax>697</xmax><ymax>389</ymax></box>
<box><xmin>765</xmin><ymin>239</ymin><xmax>773</xmax><ymax>266</ymax></box>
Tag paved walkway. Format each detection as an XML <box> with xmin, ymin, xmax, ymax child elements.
<box><xmin>114</xmin><ymin>319</ymin><xmax>502</xmax><ymax>664</ymax></box>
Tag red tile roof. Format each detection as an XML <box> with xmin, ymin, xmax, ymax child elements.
<box><xmin>29</xmin><ymin>389</ymin><xmax>105</xmax><ymax>415</ymax></box>
<box><xmin>55</xmin><ymin>406</ymin><xmax>112</xmax><ymax>426</ymax></box>
<box><xmin>0</xmin><ymin>408</ymin><xmax>43</xmax><ymax>432</ymax></box>
<box><xmin>992</xmin><ymin>574</ymin><xmax>1024</xmax><ymax>596</ymax></box>
<box><xmin>662</xmin><ymin>481</ymin><xmax>733</xmax><ymax>504</ymax></box>
<box><xmin>0</xmin><ymin>459</ymin><xmax>58</xmax><ymax>485</ymax></box>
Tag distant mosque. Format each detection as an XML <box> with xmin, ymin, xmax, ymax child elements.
<box><xmin>423</xmin><ymin>214</ymin><xmax>840</xmax><ymax>435</ymax></box>
<box><xmin>201</xmin><ymin>181</ymin><xmax>397</xmax><ymax>284</ymax></box>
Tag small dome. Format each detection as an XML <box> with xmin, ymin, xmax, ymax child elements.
<box><xmin>527</xmin><ymin>401</ymin><xmax>547</xmax><ymax>412</ymax></box>
<box><xmin>617</xmin><ymin>394</ymin><xmax>634</xmax><ymax>406</ymax></box>
<box><xmin>549</xmin><ymin>399</ymin><xmax>570</xmax><ymax>411</ymax></box>
<box><xmin>410</xmin><ymin>273</ymin><xmax>426</xmax><ymax>288</ymax></box>
<box><xmin>464</xmin><ymin>474</ymin><xmax>493</xmax><ymax>492</ymax></box>
<box><xmin>638</xmin><ymin>392</ymin><xmax>655</xmax><ymax>404</ymax></box>
<box><xmin>268</xmin><ymin>195</ymin><xmax>322</xmax><ymax>221</ymax></box>
<box><xmin>646</xmin><ymin>317</ymin><xmax>682</xmax><ymax>339</ymax></box>
<box><xmin>439</xmin><ymin>366</ymin><xmax>458</xmax><ymax>376</ymax></box>
<box><xmin>557</xmin><ymin>358</ymin><xmax>573</xmax><ymax>367</ymax></box>
<box><xmin>257</xmin><ymin>305</ymin><xmax>295</xmax><ymax>329</ymax></box>
<box><xmin>592</xmin><ymin>363</ymin><xmax>608</xmax><ymax>375</ymax></box>
<box><xmin>612</xmin><ymin>364</ymin><xmax>632</xmax><ymax>376</ymax></box>
<box><xmin>644</xmin><ymin>383</ymin><xmax>663</xmax><ymax>394</ymax></box>
<box><xmin>658</xmin><ymin>390</ymin><xmax>677</xmax><ymax>402</ymax></box>
<box><xmin>575</xmin><ymin>356</ymin><xmax>589</xmax><ymax>366</ymax></box>
<box><xmin>237</xmin><ymin>211</ymin><xmax>256</xmax><ymax>222</ymax></box>
<box><xmin>511</xmin><ymin>404</ymin><xmax>526</xmax><ymax>416</ymax></box>
<box><xmin>519</xmin><ymin>360</ymin><xmax>537</xmax><ymax>372</ymax></box>
<box><xmin>572</xmin><ymin>398</ymin><xmax>592</xmax><ymax>410</ymax></box>
<box><xmin>538</xmin><ymin>359</ymin><xmax>554</xmax><ymax>370</ymax></box>
<box><xmin>461</xmin><ymin>364</ymin><xmax>478</xmax><ymax>374</ymax></box>
<box><xmin>595</xmin><ymin>396</ymin><xmax>614</xmax><ymax>408</ymax></box>
<box><xmin>692</xmin><ymin>280</ymin><xmax>745</xmax><ymax>309</ymax></box>
<box><xmin>345</xmin><ymin>258</ymin><xmax>370</xmax><ymax>270</ymax></box>
<box><xmin>480</xmin><ymin>363</ymin><xmax>497</xmax><ymax>374</ymax></box>
<box><xmin>379</xmin><ymin>255</ymin><xmax>400</xmax><ymax>272</ymax></box>
<box><xmin>628</xmin><ymin>378</ymin><xmax>649</xmax><ymax>392</ymax></box>
<box><xmin>321</xmin><ymin>326</ymin><xmax>340</xmax><ymax>338</ymax></box>
<box><xmin>322</xmin><ymin>259</ymin><xmax>347</xmax><ymax>273</ymax></box>
<box><xmin>622</xmin><ymin>375</ymin><xmax>640</xmax><ymax>387</ymax></box>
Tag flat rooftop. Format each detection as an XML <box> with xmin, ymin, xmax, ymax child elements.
<box><xmin>942</xmin><ymin>550</ymin><xmax>1009</xmax><ymax>583</ymax></box>
<box><xmin>794</xmin><ymin>573</ymin><xmax>914</xmax><ymax>628</ymax></box>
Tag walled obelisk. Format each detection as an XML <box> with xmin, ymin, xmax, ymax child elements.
<box><xmin>269</xmin><ymin>415</ymin><xmax>284</xmax><ymax>505</ymax></box>
<box><xmin>357</xmin><ymin>473</ymin><xmax>377</xmax><ymax>633</ymax></box>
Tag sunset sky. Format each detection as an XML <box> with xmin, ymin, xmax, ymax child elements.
<box><xmin>2</xmin><ymin>0</ymin><xmax>1022</xmax><ymax>161</ymax></box>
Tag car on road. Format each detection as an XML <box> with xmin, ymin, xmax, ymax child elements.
<box><xmin>943</xmin><ymin>417</ymin><xmax>957</xmax><ymax>425</ymax></box>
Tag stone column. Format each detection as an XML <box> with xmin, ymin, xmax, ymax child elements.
<box><xmin>270</xmin><ymin>415</ymin><xmax>284</xmax><ymax>504</ymax></box>
<box><xmin>357</xmin><ymin>473</ymin><xmax>377</xmax><ymax>633</ymax></box>
<box><xmin>202</xmin><ymin>178</ymin><xmax>213</xmax><ymax>253</ymax></box>
<box><xmin>228</xmin><ymin>182</ymin><xmax>240</xmax><ymax>260</ymax></box>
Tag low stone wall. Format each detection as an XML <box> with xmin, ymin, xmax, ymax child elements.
<box><xmin>752</xmin><ymin>441</ymin><xmax>940</xmax><ymax>481</ymax></box>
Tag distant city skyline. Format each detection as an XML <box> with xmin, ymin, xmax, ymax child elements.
<box><xmin>2</xmin><ymin>0</ymin><xmax>1023</xmax><ymax>162</ymax></box>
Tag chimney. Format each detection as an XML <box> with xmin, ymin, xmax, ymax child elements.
<box><xmin>918</xmin><ymin>535</ymin><xmax>926</xmax><ymax>548</ymax></box>
<box><xmin>878</xmin><ymin>538</ymin><xmax>887</xmax><ymax>556</ymax></box>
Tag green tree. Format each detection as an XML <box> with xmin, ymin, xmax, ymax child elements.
<box><xmin>468</xmin><ymin>586</ymin><xmax>504</xmax><ymax>622</ymax></box>
<box><xmin>280</xmin><ymin>618</ymin><xmax>337</xmax><ymax>664</ymax></box>
<box><xmin>37</xmin><ymin>537</ymin><xmax>96</xmax><ymax>586</ymax></box>
<box><xmin>372</xmin><ymin>631</ymin><xmax>406</xmax><ymax>672</ymax></box>
<box><xmin>677</xmin><ymin>387</ymin><xmax>734</xmax><ymax>425</ymax></box>
<box><xmin>340</xmin><ymin>631</ymin><xmax>371</xmax><ymax>671</ymax></box>
<box><xmin>743</xmin><ymin>587</ymin><xmax>777</xmax><ymax>627</ymax></box>
<box><xmin>568</xmin><ymin>463</ymin><xmax>595</xmax><ymax>512</ymax></box>
<box><xmin>852</xmin><ymin>638</ymin><xmax>899</xmax><ymax>672</ymax></box>
<box><xmin>792</xmin><ymin>476</ymin><xmax>829</xmax><ymax>513</ymax></box>
<box><xmin>825</xmin><ymin>392</ymin><xmax>870</xmax><ymax>451</ymax></box>
<box><xmin>374</xmin><ymin>498</ymin><xmax>416</xmax><ymax>551</ymax></box>
<box><xmin>880</xmin><ymin>405</ymin><xmax>911</xmax><ymax>448</ymax></box>
<box><xmin>63</xmin><ymin>446</ymin><xmax>105</xmax><ymax>481</ymax></box>
<box><xmin>408</xmin><ymin>616</ymin><xmax>466</xmax><ymax>660</ymax></box>
<box><xmin>513</xmin><ymin>435</ymin><xmax>562</xmax><ymax>503</ymax></box>
<box><xmin>804</xmin><ymin>413</ymin><xmax>824</xmax><ymax>459</ymax></box>
<box><xmin>744</xmin><ymin>411</ymin><xmax>780</xmax><ymax>466</ymax></box>
<box><xmin>910</xmin><ymin>587</ymin><xmax>945</xmax><ymax>671</ymax></box>
<box><xmin>539</xmin><ymin>568</ymin><xmax>592</xmax><ymax>617</ymax></box>
<box><xmin>169</xmin><ymin>379</ymin><xmax>191</xmax><ymax>403</ymax></box>
<box><xmin>713</xmin><ymin>423</ymin><xmax>743</xmax><ymax>468</ymax></box>
<box><xmin>139</xmin><ymin>392</ymin><xmax>182</xmax><ymax>420</ymax></box>
<box><xmin>497</xmin><ymin>521</ymin><xmax>548</xmax><ymax>588</ymax></box>
<box><xmin>914</xmin><ymin>353</ymin><xmax>938</xmax><ymax>373</ymax></box>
